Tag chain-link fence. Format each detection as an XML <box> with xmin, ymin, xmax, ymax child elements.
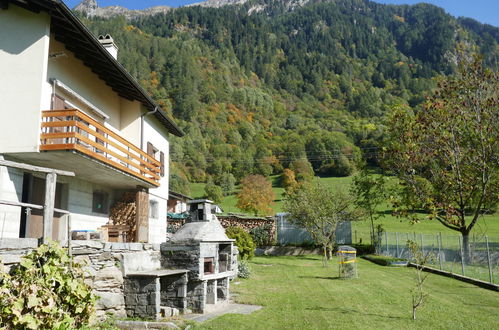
<box><xmin>379</xmin><ymin>232</ymin><xmax>498</xmax><ymax>285</ymax></box>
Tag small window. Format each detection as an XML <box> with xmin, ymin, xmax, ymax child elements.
<box><xmin>149</xmin><ymin>200</ymin><xmax>159</xmax><ymax>219</ymax></box>
<box><xmin>92</xmin><ymin>191</ymin><xmax>109</xmax><ymax>214</ymax></box>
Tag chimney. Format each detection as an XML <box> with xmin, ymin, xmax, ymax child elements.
<box><xmin>188</xmin><ymin>199</ymin><xmax>213</xmax><ymax>222</ymax></box>
<box><xmin>98</xmin><ymin>34</ymin><xmax>118</xmax><ymax>60</ymax></box>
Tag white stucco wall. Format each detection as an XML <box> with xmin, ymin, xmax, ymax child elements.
<box><xmin>143</xmin><ymin>115</ymin><xmax>170</xmax><ymax>243</ymax></box>
<box><xmin>0</xmin><ymin>6</ymin><xmax>50</xmax><ymax>153</ymax></box>
<box><xmin>0</xmin><ymin>162</ymin><xmax>23</xmax><ymax>238</ymax></box>
<box><xmin>58</xmin><ymin>176</ymin><xmax>115</xmax><ymax>232</ymax></box>
<box><xmin>46</xmin><ymin>38</ymin><xmax>122</xmax><ymax>129</ymax></box>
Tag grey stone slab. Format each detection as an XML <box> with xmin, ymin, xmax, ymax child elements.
<box><xmin>183</xmin><ymin>303</ymin><xmax>262</xmax><ymax>322</ymax></box>
<box><xmin>71</xmin><ymin>240</ymin><xmax>104</xmax><ymax>249</ymax></box>
<box><xmin>0</xmin><ymin>238</ymin><xmax>38</xmax><ymax>250</ymax></box>
<box><xmin>115</xmin><ymin>320</ymin><xmax>179</xmax><ymax>329</ymax></box>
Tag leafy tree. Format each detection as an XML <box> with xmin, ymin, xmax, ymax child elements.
<box><xmin>384</xmin><ymin>55</ymin><xmax>498</xmax><ymax>259</ymax></box>
<box><xmin>204</xmin><ymin>179</ymin><xmax>223</xmax><ymax>204</ymax></box>
<box><xmin>215</xmin><ymin>172</ymin><xmax>236</xmax><ymax>196</ymax></box>
<box><xmin>284</xmin><ymin>182</ymin><xmax>362</xmax><ymax>266</ymax></box>
<box><xmin>350</xmin><ymin>167</ymin><xmax>387</xmax><ymax>246</ymax></box>
<box><xmin>236</xmin><ymin>175</ymin><xmax>275</xmax><ymax>216</ymax></box>
<box><xmin>290</xmin><ymin>159</ymin><xmax>314</xmax><ymax>182</ymax></box>
<box><xmin>281</xmin><ymin>168</ymin><xmax>298</xmax><ymax>192</ymax></box>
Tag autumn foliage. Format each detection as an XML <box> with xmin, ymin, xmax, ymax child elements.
<box><xmin>236</xmin><ymin>175</ymin><xmax>275</xmax><ymax>216</ymax></box>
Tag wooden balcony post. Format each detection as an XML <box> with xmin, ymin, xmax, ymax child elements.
<box><xmin>43</xmin><ymin>172</ymin><xmax>57</xmax><ymax>244</ymax></box>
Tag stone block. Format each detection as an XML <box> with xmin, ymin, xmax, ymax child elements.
<box><xmin>95</xmin><ymin>291</ymin><xmax>125</xmax><ymax>310</ymax></box>
<box><xmin>124</xmin><ymin>294</ymin><xmax>138</xmax><ymax>306</ymax></box>
<box><xmin>110</xmin><ymin>242</ymin><xmax>129</xmax><ymax>250</ymax></box>
<box><xmin>93</xmin><ymin>266</ymin><xmax>124</xmax><ymax>290</ymax></box>
<box><xmin>121</xmin><ymin>251</ymin><xmax>161</xmax><ymax>275</ymax></box>
<box><xmin>73</xmin><ymin>255</ymin><xmax>91</xmax><ymax>266</ymax></box>
<box><xmin>97</xmin><ymin>252</ymin><xmax>113</xmax><ymax>261</ymax></box>
<box><xmin>0</xmin><ymin>238</ymin><xmax>38</xmax><ymax>250</ymax></box>
<box><xmin>71</xmin><ymin>240</ymin><xmax>104</xmax><ymax>250</ymax></box>
<box><xmin>129</xmin><ymin>243</ymin><xmax>144</xmax><ymax>251</ymax></box>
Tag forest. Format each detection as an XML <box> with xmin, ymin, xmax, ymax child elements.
<box><xmin>77</xmin><ymin>0</ymin><xmax>499</xmax><ymax>195</ymax></box>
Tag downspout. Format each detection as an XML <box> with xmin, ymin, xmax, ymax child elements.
<box><xmin>140</xmin><ymin>106</ymin><xmax>159</xmax><ymax>149</ymax></box>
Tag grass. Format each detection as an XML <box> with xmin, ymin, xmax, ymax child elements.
<box><xmin>194</xmin><ymin>255</ymin><xmax>499</xmax><ymax>329</ymax></box>
<box><xmin>189</xmin><ymin>175</ymin><xmax>499</xmax><ymax>239</ymax></box>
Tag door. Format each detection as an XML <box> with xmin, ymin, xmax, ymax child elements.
<box><xmin>25</xmin><ymin>176</ymin><xmax>64</xmax><ymax>240</ymax></box>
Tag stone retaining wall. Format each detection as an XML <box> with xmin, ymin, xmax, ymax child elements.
<box><xmin>0</xmin><ymin>239</ymin><xmax>160</xmax><ymax>319</ymax></box>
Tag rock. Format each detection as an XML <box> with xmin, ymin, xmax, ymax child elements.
<box><xmin>93</xmin><ymin>266</ymin><xmax>124</xmax><ymax>290</ymax></box>
<box><xmin>95</xmin><ymin>291</ymin><xmax>125</xmax><ymax>310</ymax></box>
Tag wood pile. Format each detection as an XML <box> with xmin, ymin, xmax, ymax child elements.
<box><xmin>167</xmin><ymin>214</ymin><xmax>276</xmax><ymax>241</ymax></box>
<box><xmin>108</xmin><ymin>192</ymin><xmax>136</xmax><ymax>241</ymax></box>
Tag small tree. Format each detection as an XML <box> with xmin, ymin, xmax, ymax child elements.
<box><xmin>204</xmin><ymin>179</ymin><xmax>223</xmax><ymax>204</ymax></box>
<box><xmin>236</xmin><ymin>175</ymin><xmax>275</xmax><ymax>216</ymax></box>
<box><xmin>407</xmin><ymin>240</ymin><xmax>434</xmax><ymax>321</ymax></box>
<box><xmin>281</xmin><ymin>168</ymin><xmax>298</xmax><ymax>193</ymax></box>
<box><xmin>350</xmin><ymin>167</ymin><xmax>386</xmax><ymax>246</ymax></box>
<box><xmin>284</xmin><ymin>182</ymin><xmax>362</xmax><ymax>266</ymax></box>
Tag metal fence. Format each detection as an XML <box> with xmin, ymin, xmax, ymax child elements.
<box><xmin>379</xmin><ymin>232</ymin><xmax>498</xmax><ymax>285</ymax></box>
<box><xmin>276</xmin><ymin>213</ymin><xmax>352</xmax><ymax>245</ymax></box>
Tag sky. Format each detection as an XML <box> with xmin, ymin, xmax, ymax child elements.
<box><xmin>63</xmin><ymin>0</ymin><xmax>499</xmax><ymax>27</ymax></box>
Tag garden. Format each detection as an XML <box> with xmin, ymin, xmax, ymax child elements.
<box><xmin>194</xmin><ymin>255</ymin><xmax>499</xmax><ymax>329</ymax></box>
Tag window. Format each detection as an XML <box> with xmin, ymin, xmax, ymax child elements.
<box><xmin>149</xmin><ymin>200</ymin><xmax>158</xmax><ymax>219</ymax></box>
<box><xmin>204</xmin><ymin>258</ymin><xmax>215</xmax><ymax>275</ymax></box>
<box><xmin>92</xmin><ymin>191</ymin><xmax>109</xmax><ymax>214</ymax></box>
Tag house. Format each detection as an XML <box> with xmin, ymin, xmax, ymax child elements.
<box><xmin>0</xmin><ymin>0</ymin><xmax>183</xmax><ymax>244</ymax></box>
<box><xmin>167</xmin><ymin>191</ymin><xmax>193</xmax><ymax>215</ymax></box>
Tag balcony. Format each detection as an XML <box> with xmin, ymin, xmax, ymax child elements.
<box><xmin>40</xmin><ymin>109</ymin><xmax>160</xmax><ymax>187</ymax></box>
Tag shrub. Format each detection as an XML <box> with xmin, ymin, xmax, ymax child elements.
<box><xmin>249</xmin><ymin>224</ymin><xmax>275</xmax><ymax>246</ymax></box>
<box><xmin>237</xmin><ymin>260</ymin><xmax>251</xmax><ymax>279</ymax></box>
<box><xmin>0</xmin><ymin>241</ymin><xmax>96</xmax><ymax>328</ymax></box>
<box><xmin>226</xmin><ymin>226</ymin><xmax>256</xmax><ymax>260</ymax></box>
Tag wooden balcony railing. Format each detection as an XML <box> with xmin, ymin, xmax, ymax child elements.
<box><xmin>40</xmin><ymin>109</ymin><xmax>161</xmax><ymax>186</ymax></box>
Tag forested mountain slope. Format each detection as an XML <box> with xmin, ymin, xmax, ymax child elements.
<box><xmin>77</xmin><ymin>0</ymin><xmax>499</xmax><ymax>194</ymax></box>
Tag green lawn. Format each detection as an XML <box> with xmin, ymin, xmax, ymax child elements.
<box><xmin>194</xmin><ymin>255</ymin><xmax>499</xmax><ymax>329</ymax></box>
<box><xmin>189</xmin><ymin>175</ymin><xmax>499</xmax><ymax>239</ymax></box>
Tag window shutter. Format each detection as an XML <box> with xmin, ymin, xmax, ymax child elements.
<box><xmin>52</xmin><ymin>95</ymin><xmax>66</xmax><ymax>110</ymax></box>
<box><xmin>147</xmin><ymin>142</ymin><xmax>153</xmax><ymax>156</ymax></box>
<box><xmin>160</xmin><ymin>151</ymin><xmax>165</xmax><ymax>177</ymax></box>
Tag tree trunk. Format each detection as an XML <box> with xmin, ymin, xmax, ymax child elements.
<box><xmin>370</xmin><ymin>213</ymin><xmax>375</xmax><ymax>246</ymax></box>
<box><xmin>461</xmin><ymin>231</ymin><xmax>471</xmax><ymax>265</ymax></box>
<box><xmin>322</xmin><ymin>244</ymin><xmax>328</xmax><ymax>267</ymax></box>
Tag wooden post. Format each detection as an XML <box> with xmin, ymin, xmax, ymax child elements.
<box><xmin>135</xmin><ymin>189</ymin><xmax>149</xmax><ymax>242</ymax></box>
<box><xmin>43</xmin><ymin>172</ymin><xmax>57</xmax><ymax>244</ymax></box>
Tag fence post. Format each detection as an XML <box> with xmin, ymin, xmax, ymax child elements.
<box><xmin>420</xmin><ymin>233</ymin><xmax>424</xmax><ymax>255</ymax></box>
<box><xmin>395</xmin><ymin>232</ymin><xmax>399</xmax><ymax>258</ymax></box>
<box><xmin>438</xmin><ymin>233</ymin><xmax>443</xmax><ymax>270</ymax></box>
<box><xmin>459</xmin><ymin>236</ymin><xmax>465</xmax><ymax>276</ymax></box>
<box><xmin>485</xmin><ymin>236</ymin><xmax>493</xmax><ymax>284</ymax></box>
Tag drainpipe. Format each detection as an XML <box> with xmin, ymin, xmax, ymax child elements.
<box><xmin>140</xmin><ymin>106</ymin><xmax>158</xmax><ymax>149</ymax></box>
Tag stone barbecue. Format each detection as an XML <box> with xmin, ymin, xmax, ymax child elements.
<box><xmin>161</xmin><ymin>199</ymin><xmax>238</xmax><ymax>313</ymax></box>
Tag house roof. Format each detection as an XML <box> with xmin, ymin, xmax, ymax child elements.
<box><xmin>5</xmin><ymin>0</ymin><xmax>183</xmax><ymax>137</ymax></box>
<box><xmin>168</xmin><ymin>191</ymin><xmax>193</xmax><ymax>200</ymax></box>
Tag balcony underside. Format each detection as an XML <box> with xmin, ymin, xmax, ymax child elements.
<box><xmin>6</xmin><ymin>151</ymin><xmax>157</xmax><ymax>189</ymax></box>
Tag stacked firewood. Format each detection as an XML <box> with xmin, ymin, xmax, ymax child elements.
<box><xmin>108</xmin><ymin>192</ymin><xmax>136</xmax><ymax>240</ymax></box>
